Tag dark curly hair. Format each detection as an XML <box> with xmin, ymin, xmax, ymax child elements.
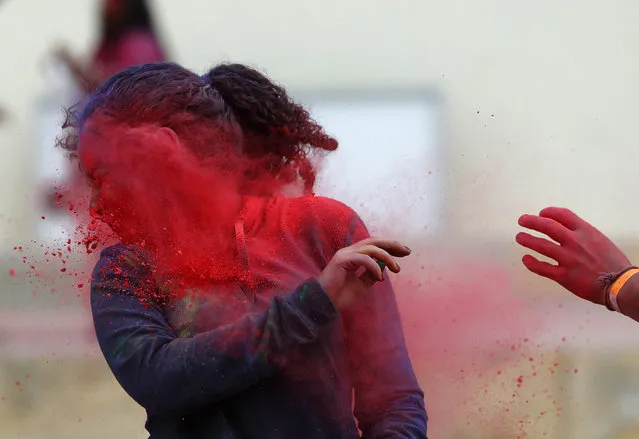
<box><xmin>60</xmin><ymin>62</ymin><xmax>338</xmax><ymax>193</ymax></box>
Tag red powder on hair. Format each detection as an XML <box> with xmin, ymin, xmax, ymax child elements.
<box><xmin>76</xmin><ymin>117</ymin><xmax>307</xmax><ymax>298</ymax></box>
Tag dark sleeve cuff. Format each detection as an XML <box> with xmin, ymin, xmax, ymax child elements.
<box><xmin>287</xmin><ymin>278</ymin><xmax>338</xmax><ymax>327</ymax></box>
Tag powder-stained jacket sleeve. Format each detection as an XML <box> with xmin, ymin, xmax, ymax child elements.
<box><xmin>90</xmin><ymin>245</ymin><xmax>338</xmax><ymax>416</ymax></box>
<box><xmin>341</xmin><ymin>214</ymin><xmax>428</xmax><ymax>439</ymax></box>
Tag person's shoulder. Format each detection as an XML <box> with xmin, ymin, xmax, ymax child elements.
<box><xmin>284</xmin><ymin>195</ymin><xmax>363</xmax><ymax>243</ymax></box>
<box><xmin>93</xmin><ymin>244</ymin><xmax>151</xmax><ymax>280</ymax></box>
<box><xmin>97</xmin><ymin>243</ymin><xmax>147</xmax><ymax>261</ymax></box>
<box><xmin>287</xmin><ymin>195</ymin><xmax>357</xmax><ymax>220</ymax></box>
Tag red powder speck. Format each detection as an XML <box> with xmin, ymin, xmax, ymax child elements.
<box><xmin>574</xmin><ymin>369</ymin><xmax>578</xmax><ymax>373</ymax></box>
<box><xmin>77</xmin><ymin>283</ymin><xmax>84</xmax><ymax>288</ymax></box>
<box><xmin>41</xmin><ymin>216</ymin><xmax>45</xmax><ymax>219</ymax></box>
<box><xmin>60</xmin><ymin>268</ymin><xmax>67</xmax><ymax>273</ymax></box>
<box><xmin>14</xmin><ymin>381</ymin><xmax>20</xmax><ymax>386</ymax></box>
<box><xmin>9</xmin><ymin>269</ymin><xmax>15</xmax><ymax>276</ymax></box>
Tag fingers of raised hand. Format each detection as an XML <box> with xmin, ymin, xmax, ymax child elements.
<box><xmin>518</xmin><ymin>214</ymin><xmax>575</xmax><ymax>246</ymax></box>
<box><xmin>346</xmin><ymin>252</ymin><xmax>384</xmax><ymax>282</ymax></box>
<box><xmin>353</xmin><ymin>238</ymin><xmax>411</xmax><ymax>258</ymax></box>
<box><xmin>355</xmin><ymin>244</ymin><xmax>399</xmax><ymax>273</ymax></box>
<box><xmin>521</xmin><ymin>254</ymin><xmax>567</xmax><ymax>283</ymax></box>
<box><xmin>516</xmin><ymin>232</ymin><xmax>566</xmax><ymax>264</ymax></box>
<box><xmin>538</xmin><ymin>207</ymin><xmax>584</xmax><ymax>231</ymax></box>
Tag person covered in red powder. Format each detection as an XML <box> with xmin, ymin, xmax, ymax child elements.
<box><xmin>60</xmin><ymin>62</ymin><xmax>428</xmax><ymax>438</ymax></box>
<box><xmin>517</xmin><ymin>207</ymin><xmax>639</xmax><ymax>322</ymax></box>
<box><xmin>55</xmin><ymin>0</ymin><xmax>166</xmax><ymax>93</ymax></box>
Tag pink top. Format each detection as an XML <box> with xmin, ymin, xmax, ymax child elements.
<box><xmin>93</xmin><ymin>29</ymin><xmax>165</xmax><ymax>80</ymax></box>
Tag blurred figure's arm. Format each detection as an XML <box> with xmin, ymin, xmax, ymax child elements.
<box><xmin>53</xmin><ymin>32</ymin><xmax>164</xmax><ymax>94</ymax></box>
<box><xmin>54</xmin><ymin>46</ymin><xmax>101</xmax><ymax>93</ymax></box>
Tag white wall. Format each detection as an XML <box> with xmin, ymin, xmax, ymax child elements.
<box><xmin>1</xmin><ymin>0</ymin><xmax>638</xmax><ymax>245</ymax></box>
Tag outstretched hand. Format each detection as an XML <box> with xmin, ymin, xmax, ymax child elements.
<box><xmin>516</xmin><ymin>207</ymin><xmax>631</xmax><ymax>305</ymax></box>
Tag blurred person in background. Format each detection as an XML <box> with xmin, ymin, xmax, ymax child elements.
<box><xmin>54</xmin><ymin>0</ymin><xmax>166</xmax><ymax>94</ymax></box>
<box><xmin>517</xmin><ymin>207</ymin><xmax>639</xmax><ymax>322</ymax></box>
<box><xmin>60</xmin><ymin>62</ymin><xmax>428</xmax><ymax>439</ymax></box>
<box><xmin>45</xmin><ymin>0</ymin><xmax>167</xmax><ymax>224</ymax></box>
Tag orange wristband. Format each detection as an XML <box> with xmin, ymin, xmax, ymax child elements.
<box><xmin>609</xmin><ymin>268</ymin><xmax>639</xmax><ymax>312</ymax></box>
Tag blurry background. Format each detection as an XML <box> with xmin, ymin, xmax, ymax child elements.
<box><xmin>1</xmin><ymin>0</ymin><xmax>639</xmax><ymax>438</ymax></box>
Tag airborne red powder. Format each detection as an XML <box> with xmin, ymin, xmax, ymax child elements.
<box><xmin>20</xmin><ymin>107</ymin><xmax>564</xmax><ymax>437</ymax></box>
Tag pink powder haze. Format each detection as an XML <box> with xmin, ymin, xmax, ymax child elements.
<box><xmin>391</xmin><ymin>246</ymin><xmax>561</xmax><ymax>437</ymax></box>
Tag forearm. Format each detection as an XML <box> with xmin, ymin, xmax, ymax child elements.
<box><xmin>93</xmin><ymin>245</ymin><xmax>339</xmax><ymax>414</ymax></box>
<box><xmin>95</xmin><ymin>278</ymin><xmax>337</xmax><ymax>415</ymax></box>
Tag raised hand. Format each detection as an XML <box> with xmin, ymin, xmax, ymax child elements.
<box><xmin>517</xmin><ymin>207</ymin><xmax>631</xmax><ymax>305</ymax></box>
<box><xmin>317</xmin><ymin>238</ymin><xmax>411</xmax><ymax>310</ymax></box>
